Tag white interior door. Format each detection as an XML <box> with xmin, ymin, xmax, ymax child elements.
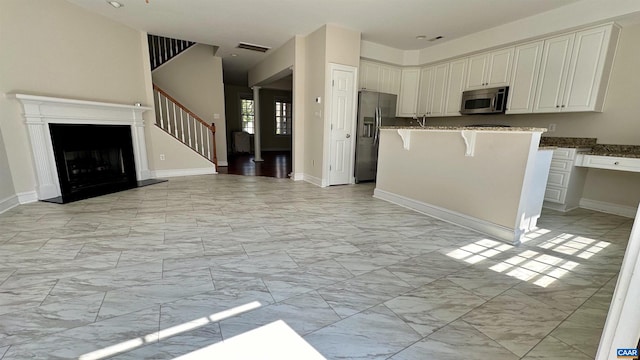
<box><xmin>328</xmin><ymin>64</ymin><xmax>356</xmax><ymax>186</ymax></box>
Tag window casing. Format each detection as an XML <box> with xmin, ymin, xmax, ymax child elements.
<box><xmin>275</xmin><ymin>100</ymin><xmax>292</xmax><ymax>135</ymax></box>
<box><xmin>241</xmin><ymin>98</ymin><xmax>255</xmax><ymax>134</ymax></box>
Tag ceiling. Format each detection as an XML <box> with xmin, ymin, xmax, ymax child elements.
<box><xmin>65</xmin><ymin>0</ymin><xmax>584</xmax><ymax>85</ymax></box>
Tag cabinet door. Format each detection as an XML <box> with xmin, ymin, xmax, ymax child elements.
<box><xmin>397</xmin><ymin>68</ymin><xmax>421</xmax><ymax>117</ymax></box>
<box><xmin>486</xmin><ymin>47</ymin><xmax>514</xmax><ymax>87</ymax></box>
<box><xmin>562</xmin><ymin>26</ymin><xmax>610</xmax><ymax>112</ymax></box>
<box><xmin>417</xmin><ymin>66</ymin><xmax>434</xmax><ymax>116</ymax></box>
<box><xmin>444</xmin><ymin>58</ymin><xmax>467</xmax><ymax>116</ymax></box>
<box><xmin>506</xmin><ymin>41</ymin><xmax>544</xmax><ymax>114</ymax></box>
<box><xmin>533</xmin><ymin>33</ymin><xmax>575</xmax><ymax>113</ymax></box>
<box><xmin>360</xmin><ymin>61</ymin><xmax>380</xmax><ymax>91</ymax></box>
<box><xmin>429</xmin><ymin>63</ymin><xmax>449</xmax><ymax>117</ymax></box>
<box><xmin>379</xmin><ymin>65</ymin><xmax>401</xmax><ymax>95</ymax></box>
<box><xmin>465</xmin><ymin>53</ymin><xmax>488</xmax><ymax>90</ymax></box>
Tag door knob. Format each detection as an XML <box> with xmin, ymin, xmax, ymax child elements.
<box><xmin>346</xmin><ymin>134</ymin><xmax>351</xmax><ymax>138</ymax></box>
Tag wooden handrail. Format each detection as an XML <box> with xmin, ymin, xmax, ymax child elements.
<box><xmin>153</xmin><ymin>84</ymin><xmax>213</xmax><ymax>131</ymax></box>
<box><xmin>153</xmin><ymin>83</ymin><xmax>218</xmax><ymax>166</ymax></box>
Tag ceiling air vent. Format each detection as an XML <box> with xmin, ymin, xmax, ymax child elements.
<box><xmin>236</xmin><ymin>42</ymin><xmax>271</xmax><ymax>53</ymax></box>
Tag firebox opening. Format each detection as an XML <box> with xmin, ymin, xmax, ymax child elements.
<box><xmin>48</xmin><ymin>124</ymin><xmax>138</xmax><ymax>203</ymax></box>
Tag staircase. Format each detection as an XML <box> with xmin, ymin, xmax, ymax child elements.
<box><xmin>147</xmin><ymin>35</ymin><xmax>217</xmax><ymax>167</ymax></box>
<box><xmin>153</xmin><ymin>84</ymin><xmax>217</xmax><ymax>166</ymax></box>
<box><xmin>147</xmin><ymin>34</ymin><xmax>195</xmax><ymax>71</ymax></box>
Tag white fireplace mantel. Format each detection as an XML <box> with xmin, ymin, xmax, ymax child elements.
<box><xmin>10</xmin><ymin>94</ymin><xmax>152</xmax><ymax>200</ymax></box>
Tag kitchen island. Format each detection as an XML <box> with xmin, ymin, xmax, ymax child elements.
<box><xmin>374</xmin><ymin>126</ymin><xmax>550</xmax><ymax>245</ymax></box>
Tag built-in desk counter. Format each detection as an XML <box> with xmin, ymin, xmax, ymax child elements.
<box><xmin>576</xmin><ymin>144</ymin><xmax>640</xmax><ymax>173</ymax></box>
<box><xmin>374</xmin><ymin>126</ymin><xmax>550</xmax><ymax>245</ymax></box>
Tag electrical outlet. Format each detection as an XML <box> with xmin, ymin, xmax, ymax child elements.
<box><xmin>548</xmin><ymin>124</ymin><xmax>557</xmax><ymax>132</ymax></box>
<box><xmin>160</xmin><ymin>154</ymin><xmax>165</xmax><ymax>161</ymax></box>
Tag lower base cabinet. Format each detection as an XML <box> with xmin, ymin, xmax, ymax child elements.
<box><xmin>543</xmin><ymin>147</ymin><xmax>589</xmax><ymax>212</ymax></box>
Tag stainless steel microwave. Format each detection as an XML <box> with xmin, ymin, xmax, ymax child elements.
<box><xmin>460</xmin><ymin>86</ymin><xmax>509</xmax><ymax>115</ymax></box>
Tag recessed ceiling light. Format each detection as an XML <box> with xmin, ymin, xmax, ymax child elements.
<box><xmin>107</xmin><ymin>1</ymin><xmax>124</xmax><ymax>8</ymax></box>
<box><xmin>415</xmin><ymin>35</ymin><xmax>427</xmax><ymax>40</ymax></box>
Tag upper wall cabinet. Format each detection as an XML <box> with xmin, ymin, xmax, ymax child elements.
<box><xmin>464</xmin><ymin>48</ymin><xmax>514</xmax><ymax>90</ymax></box>
<box><xmin>533</xmin><ymin>24</ymin><xmax>620</xmax><ymax>113</ymax></box>
<box><xmin>506</xmin><ymin>41</ymin><xmax>544</xmax><ymax>114</ymax></box>
<box><xmin>397</xmin><ymin>68</ymin><xmax>421</xmax><ymax>117</ymax></box>
<box><xmin>417</xmin><ymin>63</ymin><xmax>449</xmax><ymax>117</ymax></box>
<box><xmin>359</xmin><ymin>60</ymin><xmax>401</xmax><ymax>95</ymax></box>
<box><xmin>443</xmin><ymin>58</ymin><xmax>468</xmax><ymax>116</ymax></box>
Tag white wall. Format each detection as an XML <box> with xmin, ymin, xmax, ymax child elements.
<box><xmin>152</xmin><ymin>44</ymin><xmax>228</xmax><ymax>167</ymax></box>
<box><xmin>303</xmin><ymin>26</ymin><xmax>328</xmax><ymax>180</ymax></box>
<box><xmin>0</xmin><ymin>127</ymin><xmax>16</xmax><ymax>205</ymax></box>
<box><xmin>248</xmin><ymin>37</ymin><xmax>295</xmax><ymax>87</ymax></box>
<box><xmin>0</xmin><ymin>0</ymin><xmax>153</xmax><ymax>195</ymax></box>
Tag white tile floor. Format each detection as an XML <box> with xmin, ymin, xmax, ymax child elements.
<box><xmin>0</xmin><ymin>174</ymin><xmax>633</xmax><ymax>359</ymax></box>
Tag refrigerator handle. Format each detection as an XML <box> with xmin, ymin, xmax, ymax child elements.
<box><xmin>373</xmin><ymin>107</ymin><xmax>380</xmax><ymax>145</ymax></box>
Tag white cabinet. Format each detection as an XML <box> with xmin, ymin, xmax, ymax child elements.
<box><xmin>506</xmin><ymin>41</ymin><xmax>544</xmax><ymax>114</ymax></box>
<box><xmin>359</xmin><ymin>60</ymin><xmax>401</xmax><ymax>95</ymax></box>
<box><xmin>443</xmin><ymin>58</ymin><xmax>468</xmax><ymax>116</ymax></box>
<box><xmin>465</xmin><ymin>48</ymin><xmax>514</xmax><ymax>90</ymax></box>
<box><xmin>397</xmin><ymin>68</ymin><xmax>421</xmax><ymax>117</ymax></box>
<box><xmin>533</xmin><ymin>34</ymin><xmax>575</xmax><ymax>113</ymax></box>
<box><xmin>534</xmin><ymin>25</ymin><xmax>619</xmax><ymax>113</ymax></box>
<box><xmin>417</xmin><ymin>63</ymin><xmax>449</xmax><ymax>117</ymax></box>
<box><xmin>360</xmin><ymin>61</ymin><xmax>381</xmax><ymax>92</ymax></box>
<box><xmin>543</xmin><ymin>147</ymin><xmax>589</xmax><ymax>212</ymax></box>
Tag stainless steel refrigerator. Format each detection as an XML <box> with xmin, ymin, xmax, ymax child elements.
<box><xmin>354</xmin><ymin>91</ymin><xmax>397</xmax><ymax>183</ymax></box>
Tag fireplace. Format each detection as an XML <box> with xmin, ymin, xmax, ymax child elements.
<box><xmin>11</xmin><ymin>93</ymin><xmax>154</xmax><ymax>202</ymax></box>
<box><xmin>49</xmin><ymin>124</ymin><xmax>138</xmax><ymax>203</ymax></box>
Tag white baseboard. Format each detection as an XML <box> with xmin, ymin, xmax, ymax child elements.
<box><xmin>373</xmin><ymin>188</ymin><xmax>520</xmax><ymax>245</ymax></box>
<box><xmin>150</xmin><ymin>167</ymin><xmax>217</xmax><ymax>178</ymax></box>
<box><xmin>292</xmin><ymin>173</ymin><xmax>305</xmax><ymax>181</ymax></box>
<box><xmin>579</xmin><ymin>198</ymin><xmax>638</xmax><ymax>218</ymax></box>
<box><xmin>217</xmin><ymin>160</ymin><xmax>229</xmax><ymax>167</ymax></box>
<box><xmin>0</xmin><ymin>195</ymin><xmax>19</xmax><ymax>214</ymax></box>
<box><xmin>303</xmin><ymin>174</ymin><xmax>324</xmax><ymax>187</ymax></box>
<box><xmin>17</xmin><ymin>191</ymin><xmax>38</xmax><ymax>204</ymax></box>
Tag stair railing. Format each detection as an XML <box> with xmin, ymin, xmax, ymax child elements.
<box><xmin>152</xmin><ymin>84</ymin><xmax>217</xmax><ymax>166</ymax></box>
<box><xmin>148</xmin><ymin>34</ymin><xmax>196</xmax><ymax>71</ymax></box>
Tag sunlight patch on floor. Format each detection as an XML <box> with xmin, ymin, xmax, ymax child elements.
<box><xmin>173</xmin><ymin>320</ymin><xmax>326</xmax><ymax>360</ymax></box>
<box><xmin>448</xmin><ymin>231</ymin><xmax>611</xmax><ymax>288</ymax></box>
<box><xmin>446</xmin><ymin>239</ymin><xmax>513</xmax><ymax>264</ymax></box>
<box><xmin>78</xmin><ymin>301</ymin><xmax>262</xmax><ymax>360</ymax></box>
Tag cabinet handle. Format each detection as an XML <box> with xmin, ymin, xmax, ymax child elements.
<box><xmin>556</xmin><ymin>105</ymin><xmax>560</xmax><ymax>108</ymax></box>
<box><xmin>561</xmin><ymin>105</ymin><xmax>565</xmax><ymax>108</ymax></box>
<box><xmin>614</xmin><ymin>161</ymin><xmax>620</xmax><ymax>165</ymax></box>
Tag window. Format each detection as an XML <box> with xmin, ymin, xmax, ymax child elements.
<box><xmin>275</xmin><ymin>100</ymin><xmax>292</xmax><ymax>135</ymax></box>
<box><xmin>240</xmin><ymin>98</ymin><xmax>255</xmax><ymax>134</ymax></box>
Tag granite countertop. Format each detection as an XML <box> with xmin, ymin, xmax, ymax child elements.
<box><xmin>587</xmin><ymin>144</ymin><xmax>640</xmax><ymax>158</ymax></box>
<box><xmin>540</xmin><ymin>137</ymin><xmax>640</xmax><ymax>158</ymax></box>
<box><xmin>538</xmin><ymin>146</ymin><xmax>558</xmax><ymax>150</ymax></box>
<box><xmin>539</xmin><ymin>137</ymin><xmax>597</xmax><ymax>148</ymax></box>
<box><xmin>381</xmin><ymin>126</ymin><xmax>548</xmax><ymax>132</ymax></box>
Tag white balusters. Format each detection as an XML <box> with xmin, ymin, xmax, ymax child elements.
<box><xmin>152</xmin><ymin>85</ymin><xmax>216</xmax><ymax>165</ymax></box>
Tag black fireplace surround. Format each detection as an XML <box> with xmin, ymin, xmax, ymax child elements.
<box><xmin>48</xmin><ymin>124</ymin><xmax>138</xmax><ymax>203</ymax></box>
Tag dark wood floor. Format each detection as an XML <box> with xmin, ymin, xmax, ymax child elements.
<box><xmin>218</xmin><ymin>151</ymin><xmax>292</xmax><ymax>178</ymax></box>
